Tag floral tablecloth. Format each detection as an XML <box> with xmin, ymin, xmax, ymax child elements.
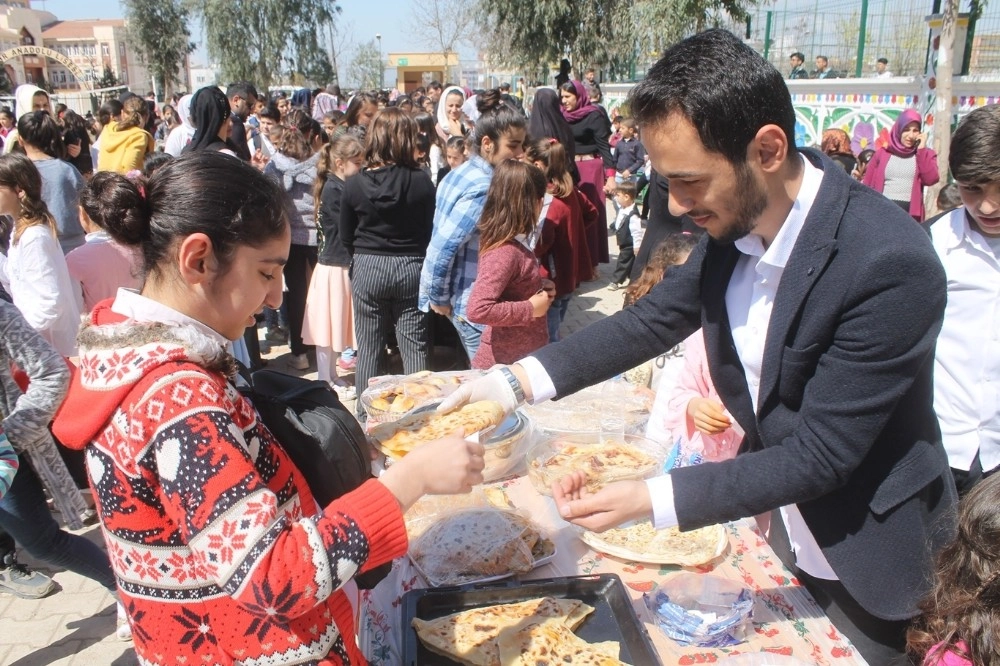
<box><xmin>358</xmin><ymin>475</ymin><xmax>868</xmax><ymax>665</ymax></box>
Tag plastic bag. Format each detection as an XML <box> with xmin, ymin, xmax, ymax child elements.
<box><xmin>643</xmin><ymin>573</ymin><xmax>753</xmax><ymax>647</ymax></box>
<box><xmin>408</xmin><ymin>507</ymin><xmax>545</xmax><ymax>587</ymax></box>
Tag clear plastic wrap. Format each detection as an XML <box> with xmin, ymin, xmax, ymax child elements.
<box><xmin>360</xmin><ymin>370</ymin><xmax>483</xmax><ymax>424</ymax></box>
<box><xmin>408</xmin><ymin>507</ymin><xmax>555</xmax><ymax>587</ymax></box>
<box><xmin>526</xmin><ymin>433</ymin><xmax>667</xmax><ymax>496</ymax></box>
<box><xmin>643</xmin><ymin>573</ymin><xmax>754</xmax><ymax>648</ymax></box>
<box><xmin>522</xmin><ymin>380</ymin><xmax>654</xmax><ymax>436</ymax></box>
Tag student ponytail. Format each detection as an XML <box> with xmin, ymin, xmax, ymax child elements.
<box><xmin>0</xmin><ymin>153</ymin><xmax>57</xmax><ymax>243</ymax></box>
<box><xmin>116</xmin><ymin>96</ymin><xmax>147</xmax><ymax>132</ymax></box>
<box><xmin>313</xmin><ymin>134</ymin><xmax>362</xmax><ymax>221</ymax></box>
<box><xmin>525</xmin><ymin>138</ymin><xmax>573</xmax><ymax>198</ymax></box>
<box><xmin>477</xmin><ymin>160</ymin><xmax>546</xmax><ymax>252</ymax></box>
<box><xmin>98</xmin><ymin>151</ymin><xmax>288</xmax><ymax>280</ymax></box>
<box><xmin>469</xmin><ymin>88</ymin><xmax>525</xmax><ymax>156</ymax></box>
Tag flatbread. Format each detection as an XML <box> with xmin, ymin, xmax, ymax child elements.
<box><xmin>580</xmin><ymin>521</ymin><xmax>726</xmax><ymax>566</ymax></box>
<box><xmin>530</xmin><ymin>440</ymin><xmax>661</xmax><ymax>494</ymax></box>
<box><xmin>410</xmin><ymin>509</ymin><xmax>540</xmax><ymax>586</ymax></box>
<box><xmin>498</xmin><ymin>618</ymin><xmax>628</xmax><ymax>666</ymax></box>
<box><xmin>412</xmin><ymin>597</ymin><xmax>593</xmax><ymax>666</ymax></box>
<box><xmin>379</xmin><ymin>400</ymin><xmax>506</xmax><ymax>457</ymax></box>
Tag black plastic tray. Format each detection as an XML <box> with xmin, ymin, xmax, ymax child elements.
<box><xmin>401</xmin><ymin>573</ymin><xmax>661</xmax><ymax>666</ymax></box>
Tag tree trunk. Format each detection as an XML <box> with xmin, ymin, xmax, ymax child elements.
<box><xmin>929</xmin><ymin>0</ymin><xmax>959</xmax><ymax>217</ymax></box>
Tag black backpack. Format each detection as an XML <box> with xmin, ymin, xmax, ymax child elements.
<box><xmin>238</xmin><ymin>368</ymin><xmax>391</xmax><ymax>589</ymax></box>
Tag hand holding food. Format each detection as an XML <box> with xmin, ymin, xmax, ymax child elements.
<box><xmin>552</xmin><ymin>472</ymin><xmax>654</xmax><ymax>533</ymax></box>
<box><xmin>438</xmin><ymin>368</ymin><xmax>521</xmax><ymax>414</ymax></box>
<box><xmin>380</xmin><ymin>431</ymin><xmax>484</xmax><ymax>510</ymax></box>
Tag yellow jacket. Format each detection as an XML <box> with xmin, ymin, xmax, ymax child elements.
<box><xmin>96</xmin><ymin>123</ymin><xmax>154</xmax><ymax>174</ymax></box>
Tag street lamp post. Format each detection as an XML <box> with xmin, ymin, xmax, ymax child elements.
<box><xmin>375</xmin><ymin>33</ymin><xmax>383</xmax><ymax>91</ymax></box>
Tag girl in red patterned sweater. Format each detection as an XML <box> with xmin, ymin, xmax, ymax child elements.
<box><xmin>467</xmin><ymin>161</ymin><xmax>554</xmax><ymax>369</ymax></box>
<box><xmin>51</xmin><ymin>151</ymin><xmax>486</xmax><ymax>665</ymax></box>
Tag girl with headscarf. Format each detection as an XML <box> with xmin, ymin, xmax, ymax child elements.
<box><xmin>820</xmin><ymin>128</ymin><xmax>856</xmax><ymax>175</ymax></box>
<box><xmin>435</xmin><ymin>85</ymin><xmax>469</xmax><ymax>143</ymax></box>
<box><xmin>164</xmin><ymin>93</ymin><xmax>195</xmax><ymax>156</ymax></box>
<box><xmin>863</xmin><ymin>109</ymin><xmax>939</xmax><ymax>221</ymax></box>
<box><xmin>182</xmin><ymin>86</ymin><xmax>238</xmax><ymax>156</ymax></box>
<box><xmin>559</xmin><ymin>79</ymin><xmax>614</xmax><ymax>272</ymax></box>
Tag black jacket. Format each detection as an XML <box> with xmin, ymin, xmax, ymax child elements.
<box><xmin>339</xmin><ymin>164</ymin><xmax>435</xmax><ymax>257</ymax></box>
<box><xmin>317</xmin><ymin>175</ymin><xmax>351</xmax><ymax>267</ymax></box>
<box><xmin>569</xmin><ymin>110</ymin><xmax>615</xmax><ymax>170</ymax></box>
<box><xmin>535</xmin><ymin>150</ymin><xmax>957</xmax><ymax>621</ymax></box>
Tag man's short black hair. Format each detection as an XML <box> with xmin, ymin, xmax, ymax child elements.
<box><xmin>877</xmin><ymin>57</ymin><xmax>889</xmax><ymax>65</ymax></box>
<box><xmin>816</xmin><ymin>55</ymin><xmax>829</xmax><ymax>63</ymax></box>
<box><xmin>950</xmin><ymin>104</ymin><xmax>1000</xmax><ymax>185</ymax></box>
<box><xmin>629</xmin><ymin>29</ymin><xmax>796</xmax><ymax>166</ymax></box>
<box><xmin>791</xmin><ymin>52</ymin><xmax>805</xmax><ymax>61</ymax></box>
<box><xmin>428</xmin><ymin>80</ymin><xmax>443</xmax><ymax>91</ymax></box>
<box><xmin>227</xmin><ymin>81</ymin><xmax>259</xmax><ymax>102</ymax></box>
<box><xmin>499</xmin><ymin>82</ymin><xmax>510</xmax><ymax>91</ymax></box>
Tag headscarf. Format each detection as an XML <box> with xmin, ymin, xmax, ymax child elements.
<box><xmin>14</xmin><ymin>84</ymin><xmax>48</xmax><ymax>119</ymax></box>
<box><xmin>821</xmin><ymin>128</ymin><xmax>853</xmax><ymax>157</ymax></box>
<box><xmin>176</xmin><ymin>93</ymin><xmax>194</xmax><ymax>129</ymax></box>
<box><xmin>436</xmin><ymin>85</ymin><xmax>465</xmax><ymax>137</ymax></box>
<box><xmin>560</xmin><ymin>80</ymin><xmax>599</xmax><ymax>123</ymax></box>
<box><xmin>528</xmin><ymin>88</ymin><xmax>576</xmax><ymax>162</ymax></box>
<box><xmin>184</xmin><ymin>86</ymin><xmax>235</xmax><ymax>153</ymax></box>
<box><xmin>291</xmin><ymin>88</ymin><xmax>312</xmax><ymax>111</ymax></box>
<box><xmin>887</xmin><ymin>109</ymin><xmax>921</xmax><ymax>158</ymax></box>
<box><xmin>312</xmin><ymin>91</ymin><xmax>338</xmax><ymax>121</ymax></box>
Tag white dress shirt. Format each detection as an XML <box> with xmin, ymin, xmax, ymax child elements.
<box><xmin>930</xmin><ymin>208</ymin><xmax>1000</xmax><ymax>473</ymax></box>
<box><xmin>523</xmin><ymin>155</ymin><xmax>838</xmax><ymax>579</ymax></box>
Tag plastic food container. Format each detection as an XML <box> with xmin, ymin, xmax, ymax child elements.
<box><xmin>360</xmin><ymin>370</ymin><xmax>482</xmax><ymax>424</ymax></box>
<box><xmin>643</xmin><ymin>573</ymin><xmax>754</xmax><ymax>647</ymax></box>
<box><xmin>481</xmin><ymin>410</ymin><xmax>534</xmax><ymax>482</ymax></box>
<box><xmin>526</xmin><ymin>433</ymin><xmax>667</xmax><ymax>496</ymax></box>
<box><xmin>522</xmin><ymin>382</ymin><xmax>654</xmax><ymax>436</ymax></box>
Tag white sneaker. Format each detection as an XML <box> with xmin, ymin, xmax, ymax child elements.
<box><xmin>116</xmin><ymin>601</ymin><xmax>133</xmax><ymax>641</ymax></box>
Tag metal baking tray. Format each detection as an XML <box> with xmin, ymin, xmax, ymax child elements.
<box><xmin>401</xmin><ymin>573</ymin><xmax>661</xmax><ymax>666</ymax></box>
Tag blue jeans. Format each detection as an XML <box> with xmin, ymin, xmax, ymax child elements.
<box><xmin>0</xmin><ymin>460</ymin><xmax>116</xmax><ymax>591</ymax></box>
<box><xmin>546</xmin><ymin>296</ymin><xmax>572</xmax><ymax>342</ymax></box>
<box><xmin>450</xmin><ymin>313</ymin><xmax>484</xmax><ymax>363</ymax></box>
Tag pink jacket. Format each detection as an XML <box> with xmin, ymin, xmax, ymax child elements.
<box><xmin>862</xmin><ymin>147</ymin><xmax>939</xmax><ymax>221</ymax></box>
<box><xmin>65</xmin><ymin>233</ymin><xmax>142</xmax><ymax>312</ymax></box>
<box><xmin>663</xmin><ymin>331</ymin><xmax>744</xmax><ymax>462</ymax></box>
<box><xmin>924</xmin><ymin>641</ymin><xmax>972</xmax><ymax>666</ymax></box>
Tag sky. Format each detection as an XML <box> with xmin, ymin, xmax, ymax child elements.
<box><xmin>33</xmin><ymin>0</ymin><xmax>438</xmax><ymax>67</ymax></box>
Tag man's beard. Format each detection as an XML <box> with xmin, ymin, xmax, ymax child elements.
<box><xmin>712</xmin><ymin>162</ymin><xmax>769</xmax><ymax>245</ymax></box>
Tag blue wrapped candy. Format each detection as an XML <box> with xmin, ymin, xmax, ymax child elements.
<box><xmin>643</xmin><ymin>573</ymin><xmax>754</xmax><ymax>648</ymax></box>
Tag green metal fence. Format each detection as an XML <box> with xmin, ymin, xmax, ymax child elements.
<box><xmin>739</xmin><ymin>0</ymin><xmax>1000</xmax><ymax>78</ymax></box>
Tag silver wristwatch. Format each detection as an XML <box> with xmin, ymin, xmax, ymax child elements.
<box><xmin>498</xmin><ymin>366</ymin><xmax>526</xmax><ymax>405</ymax></box>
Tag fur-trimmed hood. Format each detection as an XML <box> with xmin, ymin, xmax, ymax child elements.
<box><xmin>53</xmin><ymin>300</ymin><xmax>237</xmax><ymax>450</ymax></box>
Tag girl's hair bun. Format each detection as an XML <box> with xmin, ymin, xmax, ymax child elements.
<box><xmin>81</xmin><ymin>171</ymin><xmax>149</xmax><ymax>245</ymax></box>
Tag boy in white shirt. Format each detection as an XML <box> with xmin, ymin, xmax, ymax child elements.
<box><xmin>929</xmin><ymin>103</ymin><xmax>1000</xmax><ymax>495</ymax></box>
<box><xmin>608</xmin><ymin>181</ymin><xmax>644</xmax><ymax>290</ymax></box>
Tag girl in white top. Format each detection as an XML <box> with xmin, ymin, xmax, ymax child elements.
<box><xmin>0</xmin><ymin>153</ymin><xmax>82</xmax><ymax>356</ymax></box>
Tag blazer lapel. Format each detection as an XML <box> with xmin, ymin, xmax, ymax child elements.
<box><xmin>757</xmin><ymin>152</ymin><xmax>845</xmax><ymax>406</ymax></box>
<box><xmin>701</xmin><ymin>242</ymin><xmax>760</xmax><ymax>447</ymax></box>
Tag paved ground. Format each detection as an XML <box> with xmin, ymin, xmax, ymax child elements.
<box><xmin>0</xmin><ymin>239</ymin><xmax>626</xmax><ymax>664</ymax></box>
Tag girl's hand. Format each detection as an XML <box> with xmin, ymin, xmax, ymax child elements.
<box><xmin>529</xmin><ymin>290</ymin><xmax>553</xmax><ymax>317</ymax></box>
<box><xmin>379</xmin><ymin>430</ymin><xmax>485</xmax><ymax>511</ymax></box>
<box><xmin>687</xmin><ymin>397</ymin><xmax>731</xmax><ymax>435</ymax></box>
<box><xmin>917</xmin><ymin>132</ymin><xmax>927</xmax><ymax>149</ymax></box>
<box><xmin>251</xmin><ymin>150</ymin><xmax>269</xmax><ymax>171</ymax></box>
<box><xmin>604</xmin><ymin>176</ymin><xmax>617</xmax><ymax>194</ymax></box>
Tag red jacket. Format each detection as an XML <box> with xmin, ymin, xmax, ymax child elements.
<box><xmin>54</xmin><ymin>300</ymin><xmax>406</xmax><ymax>665</ymax></box>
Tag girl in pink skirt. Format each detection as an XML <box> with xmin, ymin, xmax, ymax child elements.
<box><xmin>302</xmin><ymin>135</ymin><xmax>363</xmax><ymax>399</ymax></box>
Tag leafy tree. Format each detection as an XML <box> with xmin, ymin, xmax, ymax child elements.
<box><xmin>123</xmin><ymin>0</ymin><xmax>194</xmax><ymax>98</ymax></box>
<box><xmin>477</xmin><ymin>0</ymin><xmax>762</xmax><ymax>81</ymax></box>
<box><xmin>347</xmin><ymin>39</ymin><xmax>382</xmax><ymax>90</ymax></box>
<box><xmin>96</xmin><ymin>65</ymin><xmax>120</xmax><ymax>89</ymax></box>
<box><xmin>192</xmin><ymin>0</ymin><xmax>340</xmax><ymax>92</ymax></box>
<box><xmin>410</xmin><ymin>0</ymin><xmax>476</xmax><ymax>82</ymax></box>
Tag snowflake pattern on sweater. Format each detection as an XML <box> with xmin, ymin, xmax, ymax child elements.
<box><xmin>60</xmin><ymin>318</ymin><xmax>408</xmax><ymax>665</ymax></box>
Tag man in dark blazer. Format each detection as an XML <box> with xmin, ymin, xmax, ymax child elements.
<box><xmin>442</xmin><ymin>30</ymin><xmax>957</xmax><ymax>662</ymax></box>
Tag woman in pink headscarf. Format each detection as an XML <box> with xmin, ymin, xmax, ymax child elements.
<box><xmin>559</xmin><ymin>79</ymin><xmax>613</xmax><ymax>273</ymax></box>
<box><xmin>863</xmin><ymin>109</ymin><xmax>939</xmax><ymax>221</ymax></box>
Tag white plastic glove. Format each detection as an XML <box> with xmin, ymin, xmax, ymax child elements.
<box><xmin>438</xmin><ymin>367</ymin><xmax>520</xmax><ymax>415</ymax></box>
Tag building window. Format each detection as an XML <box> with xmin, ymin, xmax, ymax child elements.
<box><xmin>102</xmin><ymin>44</ymin><xmax>109</xmax><ymax>56</ymax></box>
<box><xmin>120</xmin><ymin>70</ymin><xmax>127</xmax><ymax>84</ymax></box>
<box><xmin>119</xmin><ymin>43</ymin><xmax>125</xmax><ymax>56</ymax></box>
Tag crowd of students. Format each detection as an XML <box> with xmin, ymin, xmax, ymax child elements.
<box><xmin>0</xmin><ymin>46</ymin><xmax>995</xmax><ymax>664</ymax></box>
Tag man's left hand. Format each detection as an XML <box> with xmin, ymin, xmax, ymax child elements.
<box><xmin>552</xmin><ymin>472</ymin><xmax>653</xmax><ymax>532</ymax></box>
